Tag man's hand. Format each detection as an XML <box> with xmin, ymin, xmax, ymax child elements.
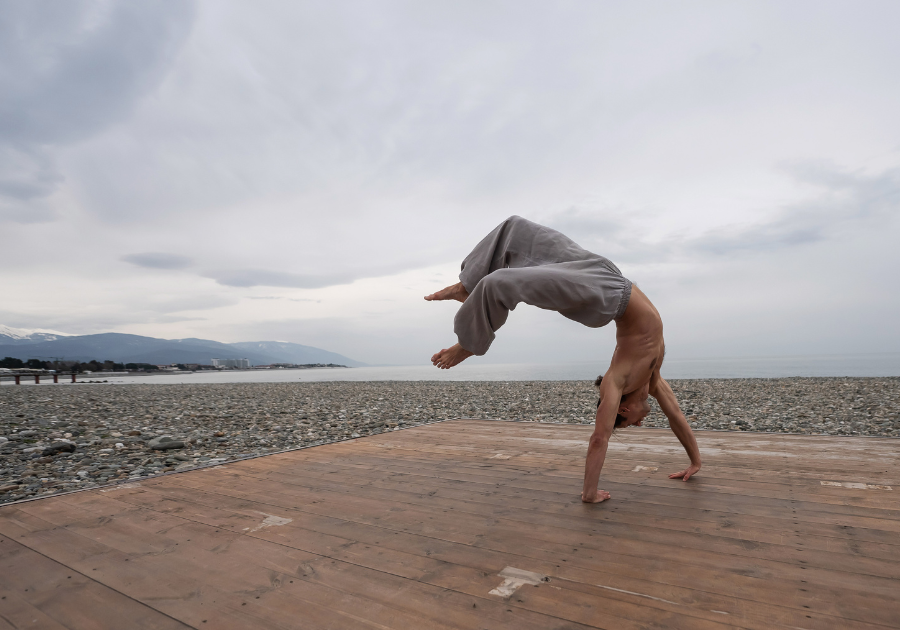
<box><xmin>581</xmin><ymin>489</ymin><xmax>611</xmax><ymax>503</ymax></box>
<box><xmin>669</xmin><ymin>463</ymin><xmax>701</xmax><ymax>482</ymax></box>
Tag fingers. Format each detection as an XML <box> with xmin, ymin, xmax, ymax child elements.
<box><xmin>669</xmin><ymin>467</ymin><xmax>698</xmax><ymax>481</ymax></box>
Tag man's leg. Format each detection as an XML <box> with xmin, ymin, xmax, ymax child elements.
<box><xmin>429</xmin><ymin>217</ymin><xmax>628</xmax><ymax>368</ymax></box>
<box><xmin>426</xmin><ymin>215</ymin><xmax>595</xmax><ymax>303</ymax></box>
<box><xmin>442</xmin><ymin>261</ymin><xmax>629</xmax><ymax>362</ymax></box>
<box><xmin>458</xmin><ymin>215</ymin><xmax>594</xmax><ymax>292</ymax></box>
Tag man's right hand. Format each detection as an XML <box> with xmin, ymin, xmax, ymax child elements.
<box><xmin>581</xmin><ymin>489</ymin><xmax>611</xmax><ymax>503</ymax></box>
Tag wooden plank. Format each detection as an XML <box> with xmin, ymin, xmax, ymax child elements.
<box><xmin>293</xmin><ymin>443</ymin><xmax>900</xmax><ymax>512</ymax></box>
<box><xmin>3</xmin><ymin>495</ymin><xmax>606</xmax><ymax>630</ymax></box>
<box><xmin>166</xmin><ymin>463</ymin><xmax>900</xmax><ymax>582</ymax></box>
<box><xmin>0</xmin><ymin>534</ymin><xmax>190</xmax><ymax>630</ymax></box>
<box><xmin>229</xmin><ymin>456</ymin><xmax>900</xmax><ymax>557</ymax></box>
<box><xmin>106</xmin><ymin>480</ymin><xmax>895</xmax><ymax>630</ymax></box>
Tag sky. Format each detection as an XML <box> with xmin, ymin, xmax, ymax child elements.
<box><xmin>2</xmin><ymin>0</ymin><xmax>899</xmax><ymax>367</ymax></box>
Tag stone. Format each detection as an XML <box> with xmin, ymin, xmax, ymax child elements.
<box><xmin>148</xmin><ymin>436</ymin><xmax>185</xmax><ymax>450</ymax></box>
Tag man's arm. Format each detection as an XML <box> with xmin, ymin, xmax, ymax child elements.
<box><xmin>582</xmin><ymin>377</ymin><xmax>621</xmax><ymax>502</ymax></box>
<box><xmin>649</xmin><ymin>375</ymin><xmax>702</xmax><ymax>481</ymax></box>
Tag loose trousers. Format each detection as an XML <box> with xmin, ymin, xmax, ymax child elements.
<box><xmin>454</xmin><ymin>216</ymin><xmax>632</xmax><ymax>355</ymax></box>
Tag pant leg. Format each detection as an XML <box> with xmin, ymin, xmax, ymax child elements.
<box><xmin>458</xmin><ymin>215</ymin><xmax>601</xmax><ymax>292</ymax></box>
<box><xmin>455</xmin><ymin>260</ymin><xmax>632</xmax><ymax>355</ymax></box>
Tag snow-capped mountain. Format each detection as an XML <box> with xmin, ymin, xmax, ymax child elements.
<box><xmin>0</xmin><ymin>325</ymin><xmax>75</xmax><ymax>346</ymax></box>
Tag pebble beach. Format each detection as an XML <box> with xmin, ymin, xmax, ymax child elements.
<box><xmin>1</xmin><ymin>377</ymin><xmax>898</xmax><ymax>505</ymax></box>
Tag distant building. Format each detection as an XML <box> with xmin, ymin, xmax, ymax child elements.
<box><xmin>211</xmin><ymin>358</ymin><xmax>250</xmax><ymax>369</ymax></box>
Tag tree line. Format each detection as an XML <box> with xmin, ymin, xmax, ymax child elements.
<box><xmin>0</xmin><ymin>357</ymin><xmax>158</xmax><ymax>372</ymax></box>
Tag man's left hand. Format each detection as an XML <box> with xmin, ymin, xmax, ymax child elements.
<box><xmin>669</xmin><ymin>463</ymin><xmax>701</xmax><ymax>482</ymax></box>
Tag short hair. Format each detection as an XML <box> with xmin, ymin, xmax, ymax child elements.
<box><xmin>595</xmin><ymin>375</ymin><xmax>627</xmax><ymax>428</ymax></box>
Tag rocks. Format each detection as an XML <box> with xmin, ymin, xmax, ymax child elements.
<box><xmin>148</xmin><ymin>436</ymin><xmax>185</xmax><ymax>450</ymax></box>
<box><xmin>1</xmin><ymin>377</ymin><xmax>898</xmax><ymax>505</ymax></box>
<box><xmin>41</xmin><ymin>442</ymin><xmax>76</xmax><ymax>457</ymax></box>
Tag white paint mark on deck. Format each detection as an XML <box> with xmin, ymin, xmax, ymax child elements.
<box><xmin>595</xmin><ymin>584</ymin><xmax>679</xmax><ymax>605</ymax></box>
<box><xmin>247</xmin><ymin>512</ymin><xmax>293</xmax><ymax>532</ymax></box>
<box><xmin>821</xmin><ymin>481</ymin><xmax>892</xmax><ymax>490</ymax></box>
<box><xmin>489</xmin><ymin>453</ymin><xmax>512</xmax><ymax>460</ymax></box>
<box><xmin>632</xmin><ymin>465</ymin><xmax>658</xmax><ymax>472</ymax></box>
<box><xmin>489</xmin><ymin>567</ymin><xmax>547</xmax><ymax>597</ymax></box>
<box><xmin>100</xmin><ymin>482</ymin><xmax>141</xmax><ymax>492</ymax></box>
<box><xmin>596</xmin><ymin>584</ymin><xmax>732</xmax><ymax>615</ymax></box>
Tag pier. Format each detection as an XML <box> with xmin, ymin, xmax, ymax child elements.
<box><xmin>0</xmin><ymin>371</ymin><xmax>77</xmax><ymax>385</ymax></box>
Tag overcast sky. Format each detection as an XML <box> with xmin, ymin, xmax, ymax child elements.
<box><xmin>2</xmin><ymin>0</ymin><xmax>899</xmax><ymax>366</ymax></box>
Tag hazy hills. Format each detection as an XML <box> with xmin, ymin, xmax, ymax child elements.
<box><xmin>0</xmin><ymin>329</ymin><xmax>365</xmax><ymax>367</ymax></box>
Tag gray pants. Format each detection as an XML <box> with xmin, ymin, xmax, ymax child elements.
<box><xmin>455</xmin><ymin>216</ymin><xmax>632</xmax><ymax>355</ymax></box>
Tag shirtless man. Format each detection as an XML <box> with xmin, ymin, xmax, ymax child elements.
<box><xmin>425</xmin><ymin>216</ymin><xmax>701</xmax><ymax>503</ymax></box>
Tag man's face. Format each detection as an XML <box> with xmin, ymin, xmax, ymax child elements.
<box><xmin>618</xmin><ymin>390</ymin><xmax>651</xmax><ymax>427</ymax></box>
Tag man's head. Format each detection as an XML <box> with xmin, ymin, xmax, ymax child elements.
<box><xmin>595</xmin><ymin>376</ymin><xmax>651</xmax><ymax>428</ymax></box>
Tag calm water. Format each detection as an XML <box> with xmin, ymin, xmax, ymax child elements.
<box><xmin>15</xmin><ymin>352</ymin><xmax>896</xmax><ymax>385</ymax></box>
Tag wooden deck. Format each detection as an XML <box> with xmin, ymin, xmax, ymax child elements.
<box><xmin>1</xmin><ymin>420</ymin><xmax>898</xmax><ymax>629</ymax></box>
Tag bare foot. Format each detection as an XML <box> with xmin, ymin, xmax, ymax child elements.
<box><xmin>431</xmin><ymin>343</ymin><xmax>474</xmax><ymax>369</ymax></box>
<box><xmin>424</xmin><ymin>282</ymin><xmax>469</xmax><ymax>303</ymax></box>
<box><xmin>581</xmin><ymin>490</ymin><xmax>611</xmax><ymax>503</ymax></box>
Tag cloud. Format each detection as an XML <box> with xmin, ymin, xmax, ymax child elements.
<box><xmin>248</xmin><ymin>296</ymin><xmax>319</xmax><ymax>302</ymax></box>
<box><xmin>0</xmin><ymin>0</ymin><xmax>195</xmax><ymax>205</ymax></box>
<box><xmin>547</xmin><ymin>163</ymin><xmax>900</xmax><ymax>264</ymax></box>
<box><xmin>122</xmin><ymin>252</ymin><xmax>194</xmax><ymax>270</ymax></box>
<box><xmin>692</xmin><ymin>163</ymin><xmax>900</xmax><ymax>256</ymax></box>
<box><xmin>149</xmin><ymin>295</ymin><xmax>238</xmax><ymax>313</ymax></box>
<box><xmin>153</xmin><ymin>315</ymin><xmax>207</xmax><ymax>324</ymax></box>
<box><xmin>205</xmin><ymin>269</ymin><xmax>354</xmax><ymax>289</ymax></box>
<box><xmin>0</xmin><ymin>145</ymin><xmax>64</xmax><ymax>200</ymax></box>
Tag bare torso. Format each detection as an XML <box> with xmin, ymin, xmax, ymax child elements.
<box><xmin>608</xmin><ymin>285</ymin><xmax>665</xmax><ymax>395</ymax></box>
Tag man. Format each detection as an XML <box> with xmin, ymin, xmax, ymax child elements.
<box><xmin>425</xmin><ymin>216</ymin><xmax>701</xmax><ymax>503</ymax></box>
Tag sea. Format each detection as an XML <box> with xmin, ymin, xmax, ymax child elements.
<box><xmin>23</xmin><ymin>352</ymin><xmax>899</xmax><ymax>386</ymax></box>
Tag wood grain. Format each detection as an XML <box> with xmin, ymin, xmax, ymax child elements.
<box><xmin>1</xmin><ymin>420</ymin><xmax>898</xmax><ymax>629</ymax></box>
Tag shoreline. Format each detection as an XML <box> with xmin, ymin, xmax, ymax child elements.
<box><xmin>2</xmin><ymin>377</ymin><xmax>898</xmax><ymax>505</ymax></box>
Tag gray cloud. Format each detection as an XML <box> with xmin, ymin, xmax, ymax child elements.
<box><xmin>122</xmin><ymin>252</ymin><xmax>194</xmax><ymax>270</ymax></box>
<box><xmin>693</xmin><ymin>164</ymin><xmax>900</xmax><ymax>256</ymax></box>
<box><xmin>248</xmin><ymin>296</ymin><xmax>319</xmax><ymax>302</ymax></box>
<box><xmin>0</xmin><ymin>145</ymin><xmax>64</xmax><ymax>200</ymax></box>
<box><xmin>152</xmin><ymin>315</ymin><xmax>207</xmax><ymax>324</ymax></box>
<box><xmin>205</xmin><ymin>269</ymin><xmax>354</xmax><ymax>289</ymax></box>
<box><xmin>148</xmin><ymin>295</ymin><xmax>238</xmax><ymax>314</ymax></box>
<box><xmin>548</xmin><ymin>163</ymin><xmax>900</xmax><ymax>263</ymax></box>
<box><xmin>0</xmin><ymin>0</ymin><xmax>195</xmax><ymax>205</ymax></box>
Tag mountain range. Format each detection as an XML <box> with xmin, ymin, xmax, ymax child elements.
<box><xmin>0</xmin><ymin>326</ymin><xmax>365</xmax><ymax>367</ymax></box>
<box><xmin>0</xmin><ymin>325</ymin><xmax>74</xmax><ymax>345</ymax></box>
